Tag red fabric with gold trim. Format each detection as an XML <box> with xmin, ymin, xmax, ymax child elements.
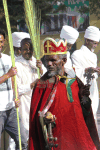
<box><xmin>29</xmin><ymin>78</ymin><xmax>97</xmax><ymax>150</ymax></box>
<box><xmin>43</xmin><ymin>38</ymin><xmax>67</xmax><ymax>55</ymax></box>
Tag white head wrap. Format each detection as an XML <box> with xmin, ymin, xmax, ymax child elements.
<box><xmin>84</xmin><ymin>26</ymin><xmax>100</xmax><ymax>42</ymax></box>
<box><xmin>12</xmin><ymin>32</ymin><xmax>30</xmax><ymax>47</ymax></box>
<box><xmin>60</xmin><ymin>25</ymin><xmax>79</xmax><ymax>44</ymax></box>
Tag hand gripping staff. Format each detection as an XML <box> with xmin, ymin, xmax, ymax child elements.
<box><xmin>2</xmin><ymin>0</ymin><xmax>22</xmax><ymax>149</ymax></box>
<box><xmin>38</xmin><ymin>79</ymin><xmax>59</xmax><ymax>150</ymax></box>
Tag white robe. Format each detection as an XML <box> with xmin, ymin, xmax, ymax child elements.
<box><xmin>15</xmin><ymin>56</ymin><xmax>47</xmax><ymax>139</ymax></box>
<box><xmin>71</xmin><ymin>45</ymin><xmax>99</xmax><ymax>120</ymax></box>
<box><xmin>7</xmin><ymin>56</ymin><xmax>46</xmax><ymax>150</ymax></box>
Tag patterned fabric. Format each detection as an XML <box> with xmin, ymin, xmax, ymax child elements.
<box><xmin>41</xmin><ymin>78</ymin><xmax>58</xmax><ymax>115</ymax></box>
<box><xmin>0</xmin><ymin>54</ymin><xmax>14</xmax><ymax>111</ymax></box>
<box><xmin>0</xmin><ymin>59</ymin><xmax>11</xmax><ymax>91</ymax></box>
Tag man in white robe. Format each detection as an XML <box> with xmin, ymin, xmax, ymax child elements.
<box><xmin>71</xmin><ymin>26</ymin><xmax>100</xmax><ymax>123</ymax></box>
<box><xmin>60</xmin><ymin>25</ymin><xmax>79</xmax><ymax>78</ymax></box>
<box><xmin>15</xmin><ymin>38</ymin><xmax>46</xmax><ymax>140</ymax></box>
<box><xmin>8</xmin><ymin>32</ymin><xmax>31</xmax><ymax>150</ymax></box>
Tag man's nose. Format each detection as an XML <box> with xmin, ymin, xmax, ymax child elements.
<box><xmin>48</xmin><ymin>61</ymin><xmax>52</xmax><ymax>66</ymax></box>
<box><xmin>95</xmin><ymin>44</ymin><xmax>98</xmax><ymax>47</ymax></box>
<box><xmin>94</xmin><ymin>44</ymin><xmax>98</xmax><ymax>49</ymax></box>
<box><xmin>27</xmin><ymin>49</ymin><xmax>31</xmax><ymax>52</ymax></box>
<box><xmin>0</xmin><ymin>43</ymin><xmax>3</xmax><ymax>47</ymax></box>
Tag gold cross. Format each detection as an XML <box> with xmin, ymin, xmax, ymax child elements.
<box><xmin>60</xmin><ymin>47</ymin><xmax>63</xmax><ymax>51</ymax></box>
<box><xmin>45</xmin><ymin>41</ymin><xmax>52</xmax><ymax>54</ymax></box>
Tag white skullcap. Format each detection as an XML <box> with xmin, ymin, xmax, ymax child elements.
<box><xmin>84</xmin><ymin>26</ymin><xmax>100</xmax><ymax>42</ymax></box>
<box><xmin>60</xmin><ymin>25</ymin><xmax>79</xmax><ymax>44</ymax></box>
<box><xmin>12</xmin><ymin>32</ymin><xmax>30</xmax><ymax>47</ymax></box>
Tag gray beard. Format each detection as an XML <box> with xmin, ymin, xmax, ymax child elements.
<box><xmin>48</xmin><ymin>67</ymin><xmax>62</xmax><ymax>77</ymax></box>
<box><xmin>48</xmin><ymin>71</ymin><xmax>57</xmax><ymax>77</ymax></box>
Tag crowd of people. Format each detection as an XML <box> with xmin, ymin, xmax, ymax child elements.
<box><xmin>0</xmin><ymin>25</ymin><xmax>100</xmax><ymax>150</ymax></box>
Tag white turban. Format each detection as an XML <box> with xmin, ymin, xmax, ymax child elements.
<box><xmin>84</xmin><ymin>26</ymin><xmax>100</xmax><ymax>42</ymax></box>
<box><xmin>60</xmin><ymin>25</ymin><xmax>79</xmax><ymax>44</ymax></box>
<box><xmin>12</xmin><ymin>32</ymin><xmax>30</xmax><ymax>47</ymax></box>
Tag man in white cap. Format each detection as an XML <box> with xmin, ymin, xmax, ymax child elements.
<box><xmin>71</xmin><ymin>26</ymin><xmax>100</xmax><ymax>126</ymax></box>
<box><xmin>60</xmin><ymin>25</ymin><xmax>79</xmax><ymax>78</ymax></box>
<box><xmin>12</xmin><ymin>32</ymin><xmax>30</xmax><ymax>60</ymax></box>
<box><xmin>8</xmin><ymin>33</ymin><xmax>46</xmax><ymax>149</ymax></box>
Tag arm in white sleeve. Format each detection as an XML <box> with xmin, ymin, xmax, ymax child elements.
<box><xmin>16</xmin><ymin>63</ymin><xmax>31</xmax><ymax>95</ymax></box>
<box><xmin>71</xmin><ymin>53</ymin><xmax>86</xmax><ymax>83</ymax></box>
<box><xmin>16</xmin><ymin>73</ymin><xmax>31</xmax><ymax>96</ymax></box>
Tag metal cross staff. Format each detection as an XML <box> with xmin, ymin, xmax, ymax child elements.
<box><xmin>81</xmin><ymin>67</ymin><xmax>95</xmax><ymax>104</ymax></box>
<box><xmin>84</xmin><ymin>67</ymin><xmax>95</xmax><ymax>85</ymax></box>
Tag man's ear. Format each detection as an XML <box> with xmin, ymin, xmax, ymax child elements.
<box><xmin>62</xmin><ymin>58</ymin><xmax>67</xmax><ymax>65</ymax></box>
<box><xmin>4</xmin><ymin>39</ymin><xmax>6</xmax><ymax>44</ymax></box>
<box><xmin>86</xmin><ymin>39</ymin><xmax>89</xmax><ymax>45</ymax></box>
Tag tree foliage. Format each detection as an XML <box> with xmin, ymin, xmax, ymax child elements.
<box><xmin>79</xmin><ymin>0</ymin><xmax>100</xmax><ymax>19</ymax></box>
<box><xmin>0</xmin><ymin>0</ymin><xmax>24</xmax><ymax>32</ymax></box>
<box><xmin>0</xmin><ymin>0</ymin><xmax>100</xmax><ymax>34</ymax></box>
<box><xmin>0</xmin><ymin>0</ymin><xmax>66</xmax><ymax>33</ymax></box>
<box><xmin>89</xmin><ymin>0</ymin><xmax>100</xmax><ymax>19</ymax></box>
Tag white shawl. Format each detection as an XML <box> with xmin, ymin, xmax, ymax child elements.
<box><xmin>71</xmin><ymin>45</ymin><xmax>99</xmax><ymax>119</ymax></box>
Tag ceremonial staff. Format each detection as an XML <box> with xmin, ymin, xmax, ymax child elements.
<box><xmin>2</xmin><ymin>0</ymin><xmax>22</xmax><ymax>149</ymax></box>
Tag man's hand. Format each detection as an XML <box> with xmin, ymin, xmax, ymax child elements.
<box><xmin>44</xmin><ymin>112</ymin><xmax>56</xmax><ymax>124</ymax></box>
<box><xmin>30</xmin><ymin>82</ymin><xmax>35</xmax><ymax>89</ymax></box>
<box><xmin>36</xmin><ymin>60</ymin><xmax>42</xmax><ymax>69</ymax></box>
<box><xmin>14</xmin><ymin>98</ymin><xmax>20</xmax><ymax>108</ymax></box>
<box><xmin>79</xmin><ymin>84</ymin><xmax>90</xmax><ymax>98</ymax></box>
<box><xmin>36</xmin><ymin>60</ymin><xmax>43</xmax><ymax>75</ymax></box>
<box><xmin>96</xmin><ymin>67</ymin><xmax>100</xmax><ymax>74</ymax></box>
<box><xmin>30</xmin><ymin>79</ymin><xmax>38</xmax><ymax>89</ymax></box>
<box><xmin>7</xmin><ymin>67</ymin><xmax>17</xmax><ymax>78</ymax></box>
<box><xmin>85</xmin><ymin>67</ymin><xmax>100</xmax><ymax>73</ymax></box>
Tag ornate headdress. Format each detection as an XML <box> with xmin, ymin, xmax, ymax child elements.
<box><xmin>43</xmin><ymin>37</ymin><xmax>67</xmax><ymax>55</ymax></box>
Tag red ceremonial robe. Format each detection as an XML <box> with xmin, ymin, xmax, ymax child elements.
<box><xmin>29</xmin><ymin>77</ymin><xmax>96</xmax><ymax>150</ymax></box>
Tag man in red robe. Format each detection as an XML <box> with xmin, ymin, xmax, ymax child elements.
<box><xmin>29</xmin><ymin>37</ymin><xmax>99</xmax><ymax>150</ymax></box>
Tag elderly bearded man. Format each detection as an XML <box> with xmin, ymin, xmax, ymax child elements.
<box><xmin>29</xmin><ymin>38</ymin><xmax>100</xmax><ymax>150</ymax></box>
